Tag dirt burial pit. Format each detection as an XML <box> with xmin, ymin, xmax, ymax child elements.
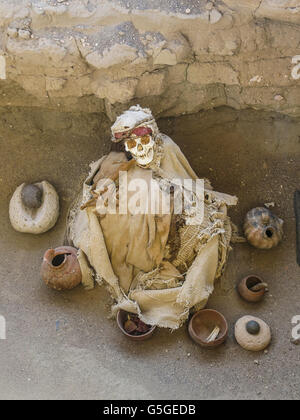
<box><xmin>0</xmin><ymin>106</ymin><xmax>299</xmax><ymax>400</ymax></box>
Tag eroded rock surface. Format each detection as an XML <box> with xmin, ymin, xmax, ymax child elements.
<box><xmin>0</xmin><ymin>0</ymin><xmax>299</xmax><ymax>119</ymax></box>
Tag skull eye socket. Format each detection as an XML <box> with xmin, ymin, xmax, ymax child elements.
<box><xmin>126</xmin><ymin>139</ymin><xmax>137</xmax><ymax>149</ymax></box>
<box><xmin>140</xmin><ymin>136</ymin><xmax>151</xmax><ymax>145</ymax></box>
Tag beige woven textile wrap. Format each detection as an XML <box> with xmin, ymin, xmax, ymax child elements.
<box><xmin>67</xmin><ymin>135</ymin><xmax>237</xmax><ymax>329</ymax></box>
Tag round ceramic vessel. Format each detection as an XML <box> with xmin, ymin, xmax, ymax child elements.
<box><xmin>244</xmin><ymin>207</ymin><xmax>283</xmax><ymax>249</ymax></box>
<box><xmin>41</xmin><ymin>246</ymin><xmax>82</xmax><ymax>291</ymax></box>
<box><xmin>188</xmin><ymin>309</ymin><xmax>228</xmax><ymax>348</ymax></box>
<box><xmin>117</xmin><ymin>310</ymin><xmax>156</xmax><ymax>341</ymax></box>
<box><xmin>237</xmin><ymin>275</ymin><xmax>266</xmax><ymax>303</ymax></box>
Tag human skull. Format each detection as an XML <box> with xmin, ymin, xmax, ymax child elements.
<box><xmin>125</xmin><ymin>135</ymin><xmax>155</xmax><ymax>166</ymax></box>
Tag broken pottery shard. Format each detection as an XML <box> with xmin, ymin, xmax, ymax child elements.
<box><xmin>124</xmin><ymin>319</ymin><xmax>138</xmax><ymax>334</ymax></box>
<box><xmin>135</xmin><ymin>319</ymin><xmax>151</xmax><ymax>333</ymax></box>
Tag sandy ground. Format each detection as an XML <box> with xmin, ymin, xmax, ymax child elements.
<box><xmin>0</xmin><ymin>106</ymin><xmax>299</xmax><ymax>400</ymax></box>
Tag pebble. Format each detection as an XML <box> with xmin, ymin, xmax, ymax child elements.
<box><xmin>21</xmin><ymin>184</ymin><xmax>43</xmax><ymax>209</ymax></box>
<box><xmin>246</xmin><ymin>320</ymin><xmax>260</xmax><ymax>335</ymax></box>
<box><xmin>185</xmin><ymin>8</ymin><xmax>191</xmax><ymax>14</ymax></box>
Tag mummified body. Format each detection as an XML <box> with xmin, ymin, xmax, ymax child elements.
<box><xmin>66</xmin><ymin>106</ymin><xmax>237</xmax><ymax>329</ymax></box>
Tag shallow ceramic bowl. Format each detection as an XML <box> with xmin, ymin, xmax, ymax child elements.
<box><xmin>188</xmin><ymin>309</ymin><xmax>228</xmax><ymax>348</ymax></box>
<box><xmin>117</xmin><ymin>310</ymin><xmax>156</xmax><ymax>341</ymax></box>
<box><xmin>237</xmin><ymin>275</ymin><xmax>266</xmax><ymax>303</ymax></box>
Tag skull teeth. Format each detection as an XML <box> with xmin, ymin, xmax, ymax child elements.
<box><xmin>126</xmin><ymin>135</ymin><xmax>154</xmax><ymax>165</ymax></box>
<box><xmin>133</xmin><ymin>150</ymin><xmax>152</xmax><ymax>158</ymax></box>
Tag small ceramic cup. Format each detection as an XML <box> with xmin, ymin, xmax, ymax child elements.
<box><xmin>117</xmin><ymin>310</ymin><xmax>156</xmax><ymax>341</ymax></box>
<box><xmin>237</xmin><ymin>275</ymin><xmax>267</xmax><ymax>303</ymax></box>
<box><xmin>188</xmin><ymin>309</ymin><xmax>228</xmax><ymax>348</ymax></box>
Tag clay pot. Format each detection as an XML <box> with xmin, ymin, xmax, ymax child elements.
<box><xmin>188</xmin><ymin>309</ymin><xmax>228</xmax><ymax>348</ymax></box>
<box><xmin>244</xmin><ymin>207</ymin><xmax>283</xmax><ymax>249</ymax></box>
<box><xmin>41</xmin><ymin>246</ymin><xmax>82</xmax><ymax>291</ymax></box>
<box><xmin>117</xmin><ymin>310</ymin><xmax>156</xmax><ymax>341</ymax></box>
<box><xmin>237</xmin><ymin>275</ymin><xmax>267</xmax><ymax>303</ymax></box>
